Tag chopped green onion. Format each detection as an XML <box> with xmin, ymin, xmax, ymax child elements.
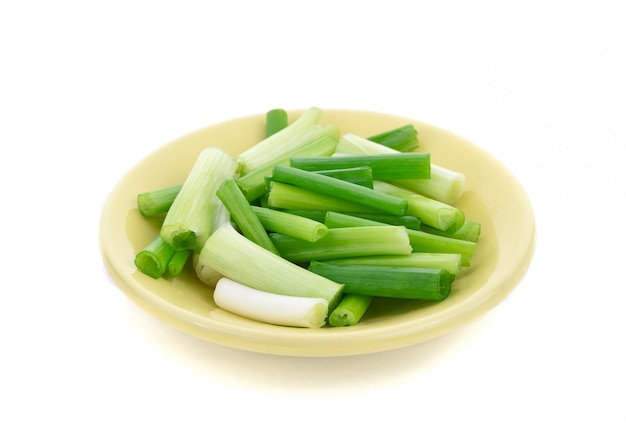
<box><xmin>269</xmin><ymin>225</ymin><xmax>412</xmax><ymax>263</ymax></box>
<box><xmin>373</xmin><ymin>181</ymin><xmax>465</xmax><ymax>233</ymax></box>
<box><xmin>323</xmin><ymin>211</ymin><xmax>476</xmax><ymax>266</ymax></box>
<box><xmin>336</xmin><ymin>133</ymin><xmax>465</xmax><ymax>205</ymax></box>
<box><xmin>137</xmin><ymin>185</ymin><xmax>182</xmax><ymax>217</ymax></box>
<box><xmin>309</xmin><ymin>261</ymin><xmax>453</xmax><ymax>301</ymax></box>
<box><xmin>265</xmin><ymin>108</ymin><xmax>288</xmax><ymax>137</ymax></box>
<box><xmin>214</xmin><ymin>277</ymin><xmax>329</xmax><ymax>328</ymax></box>
<box><xmin>167</xmin><ymin>249</ymin><xmax>191</xmax><ymax>277</ymax></box>
<box><xmin>199</xmin><ymin>222</ymin><xmax>344</xmax><ymax>308</ymax></box>
<box><xmin>421</xmin><ymin>219</ymin><xmax>482</xmax><ymax>242</ymax></box>
<box><xmin>367</xmin><ymin>124</ymin><xmax>419</xmax><ymax>152</ymax></box>
<box><xmin>238</xmin><ymin>107</ymin><xmax>341</xmax><ymax>174</ymax></box>
<box><xmin>160</xmin><ymin>147</ymin><xmax>238</xmax><ymax>251</ymax></box>
<box><xmin>216</xmin><ymin>178</ymin><xmax>280</xmax><ymax>255</ymax></box>
<box><xmin>270</xmin><ymin>165</ymin><xmax>408</xmax><ymax>216</ymax></box>
<box><xmin>313</xmin><ymin>166</ymin><xmax>374</xmax><ymax>188</ymax></box>
<box><xmin>320</xmin><ymin>252</ymin><xmax>462</xmax><ymax>276</ymax></box>
<box><xmin>134</xmin><ymin>236</ymin><xmax>176</xmax><ymax>279</ymax></box>
<box><xmin>236</xmin><ymin>134</ymin><xmax>339</xmax><ymax>202</ymax></box>
<box><xmin>251</xmin><ymin>205</ymin><xmax>328</xmax><ymax>242</ymax></box>
<box><xmin>290</xmin><ymin>152</ymin><xmax>430</xmax><ymax>180</ymax></box>
<box><xmin>267</xmin><ymin>182</ymin><xmax>382</xmax><ymax>213</ymax></box>
<box><xmin>328</xmin><ymin>294</ymin><xmax>373</xmax><ymax>327</ymax></box>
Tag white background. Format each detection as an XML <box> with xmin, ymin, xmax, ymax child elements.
<box><xmin>1</xmin><ymin>1</ymin><xmax>625</xmax><ymax>427</ymax></box>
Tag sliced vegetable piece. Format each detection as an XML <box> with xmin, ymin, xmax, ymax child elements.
<box><xmin>134</xmin><ymin>236</ymin><xmax>176</xmax><ymax>279</ymax></box>
<box><xmin>137</xmin><ymin>185</ymin><xmax>182</xmax><ymax>217</ymax></box>
<box><xmin>251</xmin><ymin>206</ymin><xmax>328</xmax><ymax>242</ymax></box>
<box><xmin>328</xmin><ymin>294</ymin><xmax>373</xmax><ymax>327</ymax></box>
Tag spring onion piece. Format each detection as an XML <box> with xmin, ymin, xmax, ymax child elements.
<box><xmin>367</xmin><ymin>124</ymin><xmax>419</xmax><ymax>152</ymax></box>
<box><xmin>290</xmin><ymin>152</ymin><xmax>430</xmax><ymax>180</ymax></box>
<box><xmin>373</xmin><ymin>181</ymin><xmax>465</xmax><ymax>234</ymax></box>
<box><xmin>336</xmin><ymin>133</ymin><xmax>466</xmax><ymax>205</ymax></box>
<box><xmin>167</xmin><ymin>249</ymin><xmax>191</xmax><ymax>277</ymax></box>
<box><xmin>265</xmin><ymin>108</ymin><xmax>288</xmax><ymax>137</ymax></box>
<box><xmin>134</xmin><ymin>236</ymin><xmax>176</xmax><ymax>279</ymax></box>
<box><xmin>320</xmin><ymin>253</ymin><xmax>462</xmax><ymax>276</ymax></box>
<box><xmin>323</xmin><ymin>211</ymin><xmax>476</xmax><ymax>266</ymax></box>
<box><xmin>236</xmin><ymin>134</ymin><xmax>339</xmax><ymax>202</ymax></box>
<box><xmin>160</xmin><ymin>147</ymin><xmax>238</xmax><ymax>251</ymax></box>
<box><xmin>238</xmin><ymin>107</ymin><xmax>337</xmax><ymax>174</ymax></box>
<box><xmin>267</xmin><ymin>182</ymin><xmax>382</xmax><ymax>214</ymax></box>
<box><xmin>137</xmin><ymin>185</ymin><xmax>182</xmax><ymax>217</ymax></box>
<box><xmin>421</xmin><ymin>219</ymin><xmax>482</xmax><ymax>242</ymax></box>
<box><xmin>199</xmin><ymin>222</ymin><xmax>344</xmax><ymax>308</ymax></box>
<box><xmin>270</xmin><ymin>165</ymin><xmax>408</xmax><ymax>216</ymax></box>
<box><xmin>313</xmin><ymin>166</ymin><xmax>374</xmax><ymax>188</ymax></box>
<box><xmin>216</xmin><ymin>178</ymin><xmax>279</xmax><ymax>255</ymax></box>
<box><xmin>269</xmin><ymin>225</ymin><xmax>412</xmax><ymax>263</ymax></box>
<box><xmin>251</xmin><ymin>206</ymin><xmax>328</xmax><ymax>242</ymax></box>
<box><xmin>309</xmin><ymin>261</ymin><xmax>453</xmax><ymax>300</ymax></box>
<box><xmin>191</xmin><ymin>196</ymin><xmax>231</xmax><ymax>286</ymax></box>
<box><xmin>213</xmin><ymin>277</ymin><xmax>329</xmax><ymax>328</ymax></box>
<box><xmin>284</xmin><ymin>209</ymin><xmax>421</xmax><ymax>230</ymax></box>
<box><xmin>328</xmin><ymin>294</ymin><xmax>373</xmax><ymax>327</ymax></box>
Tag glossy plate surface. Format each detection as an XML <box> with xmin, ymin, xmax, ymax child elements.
<box><xmin>99</xmin><ymin>109</ymin><xmax>535</xmax><ymax>356</ymax></box>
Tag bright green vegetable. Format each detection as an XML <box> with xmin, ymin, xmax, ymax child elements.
<box><xmin>373</xmin><ymin>181</ymin><xmax>465</xmax><ymax>234</ymax></box>
<box><xmin>160</xmin><ymin>147</ymin><xmax>238</xmax><ymax>251</ymax></box>
<box><xmin>270</xmin><ymin>165</ymin><xmax>408</xmax><ymax>216</ymax></box>
<box><xmin>267</xmin><ymin>182</ymin><xmax>382</xmax><ymax>214</ymax></box>
<box><xmin>265</xmin><ymin>109</ymin><xmax>288</xmax><ymax>137</ymax></box>
<box><xmin>216</xmin><ymin>178</ymin><xmax>280</xmax><ymax>255</ymax></box>
<box><xmin>269</xmin><ymin>225</ymin><xmax>412</xmax><ymax>263</ymax></box>
<box><xmin>199</xmin><ymin>222</ymin><xmax>344</xmax><ymax>309</ymax></box>
<box><xmin>320</xmin><ymin>252</ymin><xmax>462</xmax><ymax>276</ymax></box>
<box><xmin>251</xmin><ymin>205</ymin><xmax>328</xmax><ymax>242</ymax></box>
<box><xmin>283</xmin><ymin>209</ymin><xmax>421</xmax><ymax>230</ymax></box>
<box><xmin>309</xmin><ymin>261</ymin><xmax>453</xmax><ymax>300</ymax></box>
<box><xmin>336</xmin><ymin>133</ymin><xmax>466</xmax><ymax>205</ymax></box>
<box><xmin>367</xmin><ymin>124</ymin><xmax>419</xmax><ymax>152</ymax></box>
<box><xmin>313</xmin><ymin>166</ymin><xmax>374</xmax><ymax>188</ymax></box>
<box><xmin>137</xmin><ymin>185</ymin><xmax>182</xmax><ymax>217</ymax></box>
<box><xmin>237</xmin><ymin>107</ymin><xmax>340</xmax><ymax>174</ymax></box>
<box><xmin>167</xmin><ymin>249</ymin><xmax>191</xmax><ymax>277</ymax></box>
<box><xmin>323</xmin><ymin>211</ymin><xmax>476</xmax><ymax>266</ymax></box>
<box><xmin>328</xmin><ymin>294</ymin><xmax>373</xmax><ymax>327</ymax></box>
<box><xmin>421</xmin><ymin>219</ymin><xmax>482</xmax><ymax>242</ymax></box>
<box><xmin>134</xmin><ymin>236</ymin><xmax>176</xmax><ymax>279</ymax></box>
<box><xmin>289</xmin><ymin>152</ymin><xmax>430</xmax><ymax>180</ymax></box>
<box><xmin>236</xmin><ymin>134</ymin><xmax>339</xmax><ymax>202</ymax></box>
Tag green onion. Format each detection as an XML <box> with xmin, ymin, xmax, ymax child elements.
<box><xmin>214</xmin><ymin>277</ymin><xmax>329</xmax><ymax>328</ymax></box>
<box><xmin>236</xmin><ymin>134</ymin><xmax>339</xmax><ymax>202</ymax></box>
<box><xmin>313</xmin><ymin>166</ymin><xmax>374</xmax><ymax>188</ymax></box>
<box><xmin>367</xmin><ymin>124</ymin><xmax>419</xmax><ymax>152</ymax></box>
<box><xmin>323</xmin><ymin>211</ymin><xmax>476</xmax><ymax>266</ymax></box>
<box><xmin>283</xmin><ymin>209</ymin><xmax>420</xmax><ymax>230</ymax></box>
<box><xmin>160</xmin><ymin>147</ymin><xmax>238</xmax><ymax>251</ymax></box>
<box><xmin>373</xmin><ymin>181</ymin><xmax>465</xmax><ymax>234</ymax></box>
<box><xmin>137</xmin><ymin>185</ymin><xmax>182</xmax><ymax>217</ymax></box>
<box><xmin>237</xmin><ymin>107</ymin><xmax>341</xmax><ymax>174</ymax></box>
<box><xmin>328</xmin><ymin>294</ymin><xmax>373</xmax><ymax>327</ymax></box>
<box><xmin>309</xmin><ymin>261</ymin><xmax>453</xmax><ymax>301</ymax></box>
<box><xmin>251</xmin><ymin>206</ymin><xmax>328</xmax><ymax>242</ymax></box>
<box><xmin>269</xmin><ymin>225</ymin><xmax>412</xmax><ymax>263</ymax></box>
<box><xmin>199</xmin><ymin>222</ymin><xmax>344</xmax><ymax>308</ymax></box>
<box><xmin>167</xmin><ymin>249</ymin><xmax>191</xmax><ymax>277</ymax></box>
<box><xmin>336</xmin><ymin>133</ymin><xmax>466</xmax><ymax>205</ymax></box>
<box><xmin>134</xmin><ymin>236</ymin><xmax>176</xmax><ymax>279</ymax></box>
<box><xmin>270</xmin><ymin>165</ymin><xmax>408</xmax><ymax>216</ymax></box>
<box><xmin>290</xmin><ymin>152</ymin><xmax>430</xmax><ymax>180</ymax></box>
<box><xmin>216</xmin><ymin>178</ymin><xmax>280</xmax><ymax>255</ymax></box>
<box><xmin>265</xmin><ymin>108</ymin><xmax>288</xmax><ymax>137</ymax></box>
<box><xmin>267</xmin><ymin>182</ymin><xmax>382</xmax><ymax>213</ymax></box>
<box><xmin>320</xmin><ymin>252</ymin><xmax>462</xmax><ymax>276</ymax></box>
<box><xmin>421</xmin><ymin>219</ymin><xmax>482</xmax><ymax>242</ymax></box>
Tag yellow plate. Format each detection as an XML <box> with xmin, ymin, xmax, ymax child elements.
<box><xmin>99</xmin><ymin>109</ymin><xmax>535</xmax><ymax>356</ymax></box>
